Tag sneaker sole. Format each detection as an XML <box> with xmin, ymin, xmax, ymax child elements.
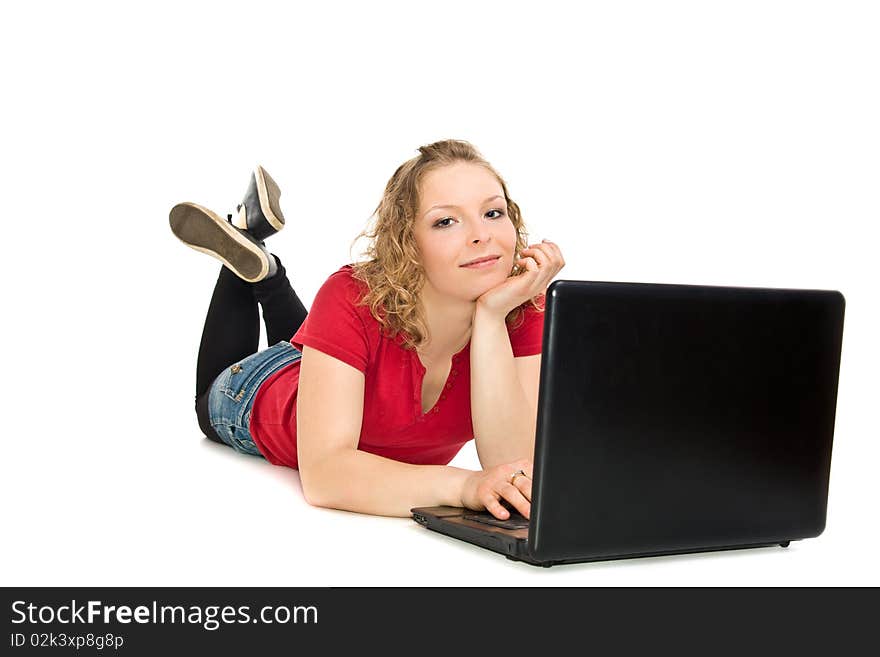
<box><xmin>169</xmin><ymin>202</ymin><xmax>270</xmax><ymax>282</ymax></box>
<box><xmin>255</xmin><ymin>165</ymin><xmax>285</xmax><ymax>233</ymax></box>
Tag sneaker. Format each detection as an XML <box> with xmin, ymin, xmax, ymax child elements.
<box><xmin>169</xmin><ymin>202</ymin><xmax>277</xmax><ymax>282</ymax></box>
<box><xmin>229</xmin><ymin>165</ymin><xmax>285</xmax><ymax>241</ymax></box>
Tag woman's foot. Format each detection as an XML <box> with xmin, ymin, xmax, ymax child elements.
<box><xmin>169</xmin><ymin>202</ymin><xmax>277</xmax><ymax>282</ymax></box>
<box><xmin>229</xmin><ymin>165</ymin><xmax>285</xmax><ymax>241</ymax></box>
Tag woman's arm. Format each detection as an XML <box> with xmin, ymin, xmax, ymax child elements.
<box><xmin>469</xmin><ymin>304</ymin><xmax>539</xmax><ymax>468</ymax></box>
<box><xmin>297</xmin><ymin>346</ymin><xmax>471</xmax><ymax>517</ymax></box>
<box><xmin>469</xmin><ymin>239</ymin><xmax>565</xmax><ymax>468</ymax></box>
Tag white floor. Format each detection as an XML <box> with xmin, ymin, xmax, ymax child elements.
<box><xmin>3</xmin><ymin>392</ymin><xmax>874</xmax><ymax>586</ymax></box>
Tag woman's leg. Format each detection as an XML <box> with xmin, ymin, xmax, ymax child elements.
<box><xmin>195</xmin><ymin>266</ymin><xmax>260</xmax><ymax>399</ymax></box>
<box><xmin>194</xmin><ymin>254</ymin><xmax>308</xmax><ymax>441</ymax></box>
<box><xmin>194</xmin><ymin>264</ymin><xmax>260</xmax><ymax>442</ymax></box>
<box><xmin>251</xmin><ymin>254</ymin><xmax>308</xmax><ymax>346</ymax></box>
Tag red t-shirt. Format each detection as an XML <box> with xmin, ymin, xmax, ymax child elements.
<box><xmin>248</xmin><ymin>265</ymin><xmax>545</xmax><ymax>469</ymax></box>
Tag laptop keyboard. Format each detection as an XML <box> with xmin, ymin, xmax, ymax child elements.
<box><xmin>463</xmin><ymin>511</ymin><xmax>530</xmax><ymax>530</ymax></box>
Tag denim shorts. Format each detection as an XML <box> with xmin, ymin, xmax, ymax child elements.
<box><xmin>207</xmin><ymin>340</ymin><xmax>303</xmax><ymax>457</ymax></box>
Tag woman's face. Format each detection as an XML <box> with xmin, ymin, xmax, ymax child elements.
<box><xmin>413</xmin><ymin>162</ymin><xmax>518</xmax><ymax>304</ymax></box>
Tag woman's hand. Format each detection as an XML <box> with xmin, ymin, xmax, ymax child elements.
<box><xmin>475</xmin><ymin>240</ymin><xmax>565</xmax><ymax>319</ymax></box>
<box><xmin>460</xmin><ymin>458</ymin><xmax>534</xmax><ymax>520</ymax></box>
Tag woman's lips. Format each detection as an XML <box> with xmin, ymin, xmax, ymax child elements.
<box><xmin>460</xmin><ymin>256</ymin><xmax>501</xmax><ymax>269</ymax></box>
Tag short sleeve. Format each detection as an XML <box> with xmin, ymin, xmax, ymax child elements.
<box><xmin>508</xmin><ymin>294</ymin><xmax>546</xmax><ymax>357</ymax></box>
<box><xmin>292</xmin><ymin>268</ymin><xmax>370</xmax><ymax>373</ymax></box>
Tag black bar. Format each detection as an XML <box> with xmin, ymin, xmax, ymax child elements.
<box><xmin>2</xmin><ymin>587</ymin><xmax>876</xmax><ymax>653</ymax></box>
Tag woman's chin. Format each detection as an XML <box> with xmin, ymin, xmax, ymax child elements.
<box><xmin>466</xmin><ymin>278</ymin><xmax>508</xmax><ymax>303</ymax></box>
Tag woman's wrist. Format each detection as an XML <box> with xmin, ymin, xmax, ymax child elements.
<box><xmin>444</xmin><ymin>467</ymin><xmax>476</xmax><ymax>509</ymax></box>
<box><xmin>474</xmin><ymin>298</ymin><xmax>510</xmax><ymax>325</ymax></box>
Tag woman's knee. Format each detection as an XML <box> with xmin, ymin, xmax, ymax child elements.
<box><xmin>195</xmin><ymin>393</ymin><xmax>224</xmax><ymax>444</ymax></box>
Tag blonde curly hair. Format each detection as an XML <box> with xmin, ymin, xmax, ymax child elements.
<box><xmin>350</xmin><ymin>139</ymin><xmax>544</xmax><ymax>351</ymax></box>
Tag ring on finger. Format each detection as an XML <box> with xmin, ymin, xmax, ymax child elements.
<box><xmin>509</xmin><ymin>469</ymin><xmax>527</xmax><ymax>485</ymax></box>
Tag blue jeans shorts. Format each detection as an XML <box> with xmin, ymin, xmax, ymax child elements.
<box><xmin>207</xmin><ymin>340</ymin><xmax>303</xmax><ymax>457</ymax></box>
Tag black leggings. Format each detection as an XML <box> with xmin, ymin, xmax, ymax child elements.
<box><xmin>194</xmin><ymin>255</ymin><xmax>308</xmax><ymax>443</ymax></box>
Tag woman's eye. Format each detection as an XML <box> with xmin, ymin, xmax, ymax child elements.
<box><xmin>433</xmin><ymin>209</ymin><xmax>505</xmax><ymax>228</ymax></box>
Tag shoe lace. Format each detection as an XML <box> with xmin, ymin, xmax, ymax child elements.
<box><xmin>227</xmin><ymin>204</ymin><xmax>243</xmax><ymax>224</ymax></box>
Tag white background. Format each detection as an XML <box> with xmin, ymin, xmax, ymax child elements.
<box><xmin>1</xmin><ymin>1</ymin><xmax>877</xmax><ymax>586</ymax></box>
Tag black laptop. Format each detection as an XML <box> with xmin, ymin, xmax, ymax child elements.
<box><xmin>411</xmin><ymin>279</ymin><xmax>845</xmax><ymax>567</ymax></box>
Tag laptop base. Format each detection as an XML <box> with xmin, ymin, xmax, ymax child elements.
<box><xmin>412</xmin><ymin>506</ymin><xmax>793</xmax><ymax>568</ymax></box>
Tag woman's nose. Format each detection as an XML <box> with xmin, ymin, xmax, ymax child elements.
<box><xmin>468</xmin><ymin>217</ymin><xmax>492</xmax><ymax>243</ymax></box>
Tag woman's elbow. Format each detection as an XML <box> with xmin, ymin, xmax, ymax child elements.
<box><xmin>303</xmin><ymin>492</ymin><xmax>331</xmax><ymax>509</ymax></box>
<box><xmin>298</xmin><ymin>455</ymin><xmax>348</xmax><ymax>510</ymax></box>
<box><xmin>299</xmin><ymin>465</ymin><xmax>330</xmax><ymax>508</ymax></box>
